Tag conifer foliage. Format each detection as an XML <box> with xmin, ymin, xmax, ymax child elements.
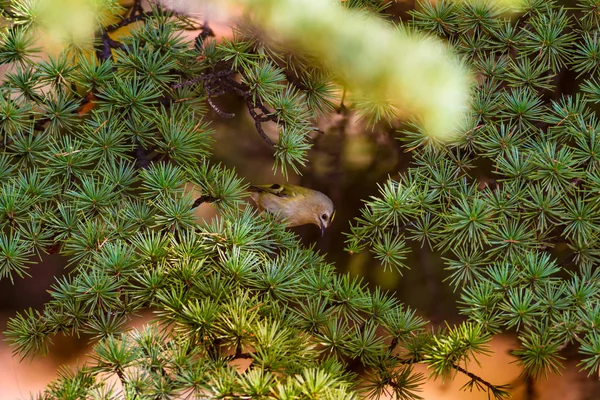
<box><xmin>348</xmin><ymin>0</ymin><xmax>600</xmax><ymax>385</ymax></box>
<box><xmin>0</xmin><ymin>0</ymin><xmax>598</xmax><ymax>399</ymax></box>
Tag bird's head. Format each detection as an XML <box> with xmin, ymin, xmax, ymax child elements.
<box><xmin>311</xmin><ymin>193</ymin><xmax>335</xmax><ymax>236</ymax></box>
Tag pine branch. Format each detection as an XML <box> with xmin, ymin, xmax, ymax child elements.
<box><xmin>106</xmin><ymin>0</ymin><xmax>148</xmax><ymax>33</ymax></box>
<box><xmin>191</xmin><ymin>195</ymin><xmax>218</xmax><ymax>208</ymax></box>
<box><xmin>206</xmin><ymin>87</ymin><xmax>235</xmax><ymax>119</ymax></box>
<box><xmin>96</xmin><ymin>31</ymin><xmax>126</xmax><ymax>62</ymax></box>
<box><xmin>246</xmin><ymin>99</ymin><xmax>276</xmax><ymax>146</ymax></box>
<box><xmin>392</xmin><ymin>355</ymin><xmax>508</xmax><ymax>400</ymax></box>
<box><xmin>95</xmin><ymin>0</ymin><xmax>150</xmax><ymax>62</ymax></box>
<box><xmin>195</xmin><ymin>21</ymin><xmax>215</xmax><ymax>50</ymax></box>
<box><xmin>175</xmin><ymin>69</ymin><xmax>279</xmax><ymax>146</ymax></box>
<box><xmin>452</xmin><ymin>363</ymin><xmax>508</xmax><ymax>395</ymax></box>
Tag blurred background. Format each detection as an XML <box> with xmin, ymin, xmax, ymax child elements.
<box><xmin>2</xmin><ymin>0</ymin><xmax>600</xmax><ymax>399</ymax></box>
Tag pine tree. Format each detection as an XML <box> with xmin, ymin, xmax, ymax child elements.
<box><xmin>2</xmin><ymin>0</ymin><xmax>600</xmax><ymax>399</ymax></box>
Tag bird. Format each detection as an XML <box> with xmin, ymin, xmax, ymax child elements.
<box><xmin>249</xmin><ymin>184</ymin><xmax>335</xmax><ymax>236</ymax></box>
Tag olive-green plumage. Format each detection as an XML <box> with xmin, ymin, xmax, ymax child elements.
<box><xmin>249</xmin><ymin>184</ymin><xmax>335</xmax><ymax>236</ymax></box>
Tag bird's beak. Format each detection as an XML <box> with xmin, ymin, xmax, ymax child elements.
<box><xmin>320</xmin><ymin>221</ymin><xmax>325</xmax><ymax>237</ymax></box>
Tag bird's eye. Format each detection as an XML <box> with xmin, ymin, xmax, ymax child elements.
<box><xmin>321</xmin><ymin>213</ymin><xmax>328</xmax><ymax>221</ymax></box>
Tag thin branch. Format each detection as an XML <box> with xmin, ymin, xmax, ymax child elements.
<box><xmin>172</xmin><ymin>70</ymin><xmax>236</xmax><ymax>89</ymax></box>
<box><xmin>106</xmin><ymin>12</ymin><xmax>147</xmax><ymax>33</ymax></box>
<box><xmin>96</xmin><ymin>31</ymin><xmax>126</xmax><ymax>62</ymax></box>
<box><xmin>206</xmin><ymin>92</ymin><xmax>235</xmax><ymax>118</ymax></box>
<box><xmin>256</xmin><ymin>103</ymin><xmax>278</xmax><ymax>122</ymax></box>
<box><xmin>192</xmin><ymin>195</ymin><xmax>218</xmax><ymax>209</ymax></box>
<box><xmin>174</xmin><ymin>69</ymin><xmax>277</xmax><ymax>146</ymax></box>
<box><xmin>106</xmin><ymin>0</ymin><xmax>147</xmax><ymax>33</ymax></box>
<box><xmin>219</xmin><ymin>78</ymin><xmax>248</xmax><ymax>96</ymax></box>
<box><xmin>201</xmin><ymin>22</ymin><xmax>215</xmax><ymax>39</ymax></box>
<box><xmin>96</xmin><ymin>0</ymin><xmax>149</xmax><ymax>62</ymax></box>
<box><xmin>195</xmin><ymin>21</ymin><xmax>215</xmax><ymax>50</ymax></box>
<box><xmin>452</xmin><ymin>363</ymin><xmax>508</xmax><ymax>396</ymax></box>
<box><xmin>246</xmin><ymin>100</ymin><xmax>276</xmax><ymax>146</ymax></box>
<box><xmin>173</xmin><ymin>75</ymin><xmax>205</xmax><ymax>89</ymax></box>
<box><xmin>206</xmin><ymin>89</ymin><xmax>228</xmax><ymax>97</ymax></box>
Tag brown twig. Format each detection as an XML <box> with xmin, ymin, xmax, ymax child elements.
<box><xmin>192</xmin><ymin>195</ymin><xmax>218</xmax><ymax>209</ymax></box>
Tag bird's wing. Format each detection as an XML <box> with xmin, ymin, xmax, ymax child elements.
<box><xmin>249</xmin><ymin>184</ymin><xmax>295</xmax><ymax>198</ymax></box>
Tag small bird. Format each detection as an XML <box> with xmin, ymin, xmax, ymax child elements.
<box><xmin>249</xmin><ymin>184</ymin><xmax>335</xmax><ymax>236</ymax></box>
